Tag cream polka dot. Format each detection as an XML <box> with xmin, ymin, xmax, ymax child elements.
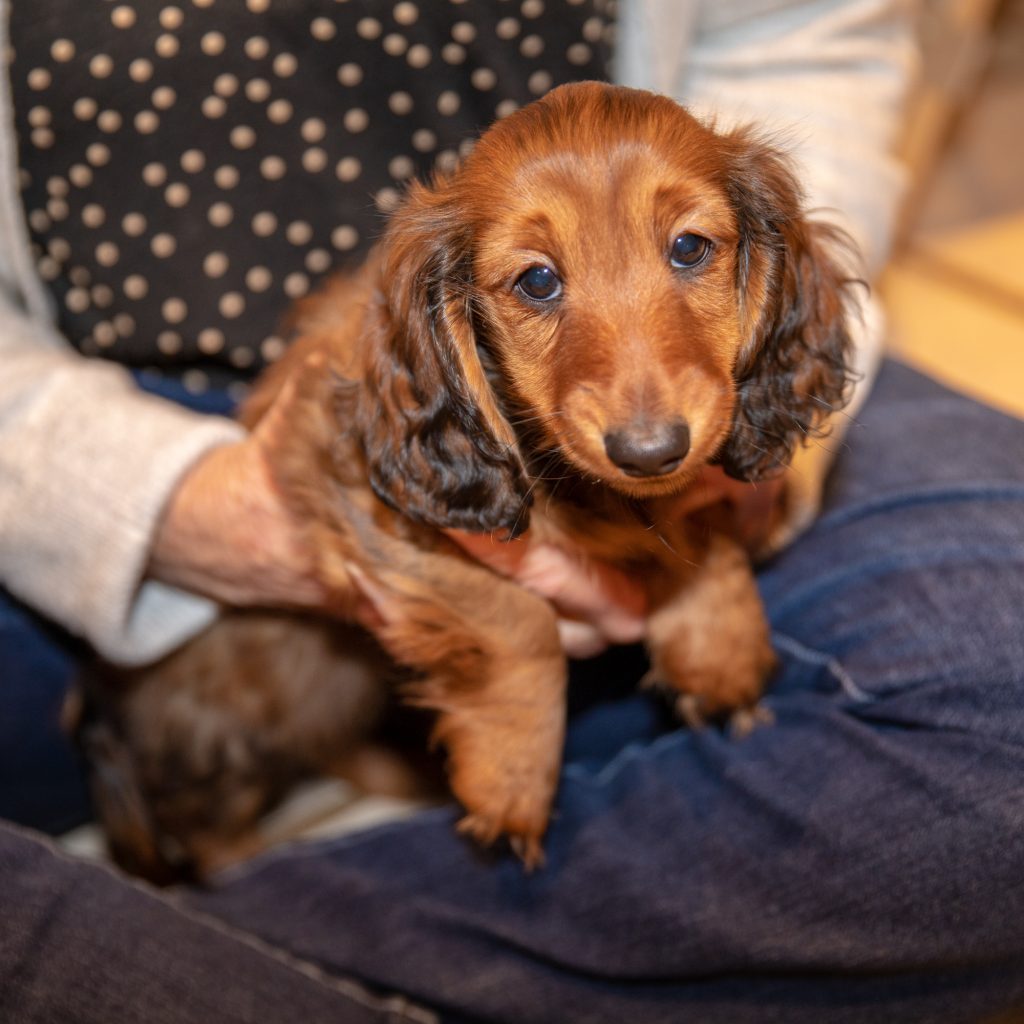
<box><xmin>183</xmin><ymin>370</ymin><xmax>209</xmax><ymax>394</ymax></box>
<box><xmin>567</xmin><ymin>42</ymin><xmax>592</xmax><ymax>65</ymax></box>
<box><xmin>28</xmin><ymin>106</ymin><xmax>51</xmax><ymax>128</ymax></box>
<box><xmin>165</xmin><ymin>182</ymin><xmax>191</xmax><ymax>207</ymax></box>
<box><xmin>162</xmin><ymin>298</ymin><xmax>188</xmax><ymax>323</ymax></box>
<box><xmin>436</xmin><ymin>149</ymin><xmax>459</xmax><ymax>173</ymax></box>
<box><xmin>245</xmin><ymin>266</ymin><xmax>272</xmax><ymax>292</ymax></box>
<box><xmin>46</xmin><ymin>198</ymin><xmax>68</xmax><ymax>221</ymax></box>
<box><xmin>394</xmin><ymin>2</ymin><xmax>418</xmax><ymax>25</ymax></box>
<box><xmin>260</xmin><ymin>156</ymin><xmax>286</xmax><ymax>180</ymax></box>
<box><xmin>113</xmin><ymin>313</ymin><xmax>136</xmax><ymax>336</ymax></box>
<box><xmin>286</xmin><ymin>220</ymin><xmax>313</xmax><ymax>245</ymax></box>
<box><xmin>230</xmin><ymin>126</ymin><xmax>256</xmax><ymax>149</ymax></box>
<box><xmin>451</xmin><ymin>21</ymin><xmax>475</xmax><ymax>43</ymax></box>
<box><xmin>27</xmin><ymin>68</ymin><xmax>52</xmax><ymax>90</ymax></box>
<box><xmin>356</xmin><ymin>17</ymin><xmax>381</xmax><ymax>39</ymax></box>
<box><xmin>46</xmin><ymin>176</ymin><xmax>68</xmax><ymax>197</ymax></box>
<box><xmin>343</xmin><ymin>108</ymin><xmax>368</xmax><ymax>133</ymax></box>
<box><xmin>305</xmin><ymin>248</ymin><xmax>331</xmax><ymax>274</ymax></box>
<box><xmin>156</xmin><ymin>34</ymin><xmax>180</xmax><ymax>58</ymax></box>
<box><xmin>181</xmin><ymin>149</ymin><xmax>206</xmax><ymax>173</ymax></box>
<box><xmin>520</xmin><ymin>34</ymin><xmax>544</xmax><ymax>58</ymax></box>
<box><xmin>375</xmin><ymin>187</ymin><xmax>401</xmax><ymax>212</ymax></box>
<box><xmin>82</xmin><ymin>204</ymin><xmax>106</xmax><ymax>228</ymax></box>
<box><xmin>198</xmin><ymin>328</ymin><xmax>225</xmax><ymax>353</ymax></box>
<box><xmin>122</xmin><ymin>213</ymin><xmax>147</xmax><ymax>235</ymax></box>
<box><xmin>152</xmin><ymin>86</ymin><xmax>177</xmax><ymax>110</ymax></box>
<box><xmin>388</xmin><ymin>154</ymin><xmax>414</xmax><ymax>179</ymax></box>
<box><xmin>496</xmin><ymin>18</ymin><xmax>520</xmax><ymax>39</ymax></box>
<box><xmin>244</xmin><ymin>36</ymin><xmax>270</xmax><ymax>59</ymax></box>
<box><xmin>48</xmin><ymin>238</ymin><xmax>71</xmax><ymax>262</ymax></box>
<box><xmin>410</xmin><ymin>131</ymin><xmax>437</xmax><ymax>158</ymax></box>
<box><xmin>129</xmin><ymin>59</ymin><xmax>153</xmax><ymax>82</ymax></box>
<box><xmin>311</xmin><ymin>17</ymin><xmax>336</xmax><ymax>40</ymax></box>
<box><xmin>68</xmin><ymin>266</ymin><xmax>91</xmax><ymax>287</ymax></box>
<box><xmin>92</xmin><ymin>284</ymin><xmax>114</xmax><ymax>307</ymax></box>
<box><xmin>214</xmin><ymin>165</ymin><xmax>240</xmax><ymax>188</ymax></box>
<box><xmin>251</xmin><ymin>211</ymin><xmax>277</xmax><ymax>236</ymax></box>
<box><xmin>112</xmin><ymin>4</ymin><xmax>136</xmax><ymax>28</ymax></box>
<box><xmin>86</xmin><ymin>143</ymin><xmax>111</xmax><ymax>167</ymax></box>
<box><xmin>301</xmin><ymin>117</ymin><xmax>326</xmax><ymax>143</ymax></box>
<box><xmin>582</xmin><ymin>16</ymin><xmax>604</xmax><ymax>42</ymax></box>
<box><xmin>201</xmin><ymin>32</ymin><xmax>226</xmax><ymax>56</ymax></box>
<box><xmin>335</xmin><ymin>157</ymin><xmax>361</xmax><ymax>182</ymax></box>
<box><xmin>51</xmin><ymin>39</ymin><xmax>75</xmax><ymax>62</ymax></box>
<box><xmin>214</xmin><ymin>73</ymin><xmax>239</xmax><ymax>96</ymax></box>
<box><xmin>31</xmin><ymin>129</ymin><xmax>55</xmax><ymax>149</ymax></box>
<box><xmin>97</xmin><ymin>110</ymin><xmax>123</xmax><ymax>132</ymax></box>
<box><xmin>337</xmin><ymin>62</ymin><xmax>363</xmax><ymax>86</ymax></box>
<box><xmin>90</xmin><ymin>55</ymin><xmax>114</xmax><ymax>78</ymax></box>
<box><xmin>94</xmin><ymin>321</ymin><xmax>117</xmax><ymax>346</ymax></box>
<box><xmin>247</xmin><ymin>0</ymin><xmax>269</xmax><ymax>11</ymax></box>
<box><xmin>437</xmin><ymin>91</ymin><xmax>460</xmax><ymax>116</ymax></box>
<box><xmin>273</xmin><ymin>53</ymin><xmax>298</xmax><ymax>77</ymax></box>
<box><xmin>267</xmin><ymin>98</ymin><xmax>293</xmax><ymax>123</ymax></box>
<box><xmin>160</xmin><ymin>6</ymin><xmax>185</xmax><ymax>30</ymax></box>
<box><xmin>96</xmin><ymin>242</ymin><xmax>120</xmax><ymax>267</ymax></box>
<box><xmin>495</xmin><ymin>99</ymin><xmax>519</xmax><ymax>119</ymax></box>
<box><xmin>142</xmin><ymin>162</ymin><xmax>167</xmax><ymax>186</ymax></box>
<box><xmin>471</xmin><ymin>68</ymin><xmax>497</xmax><ymax>90</ymax></box>
<box><xmin>388</xmin><ymin>91</ymin><xmax>413</xmax><ymax>115</ymax></box>
<box><xmin>202</xmin><ymin>96</ymin><xmax>227</xmax><ymax>118</ymax></box>
<box><xmin>246</xmin><ymin>78</ymin><xmax>271</xmax><ymax>102</ymax></box>
<box><xmin>521</xmin><ymin>0</ymin><xmax>544</xmax><ymax>17</ymax></box>
<box><xmin>65</xmin><ymin>288</ymin><xmax>90</xmax><ymax>314</ymax></box>
<box><xmin>383</xmin><ymin>33</ymin><xmax>408</xmax><ymax>57</ymax></box>
<box><xmin>208</xmin><ymin>202</ymin><xmax>233</xmax><ymax>227</ymax></box>
<box><xmin>441</xmin><ymin>43</ymin><xmax>465</xmax><ymax>65</ymax></box>
<box><xmin>157</xmin><ymin>330</ymin><xmax>182</xmax><ymax>354</ymax></box>
<box><xmin>28</xmin><ymin>209</ymin><xmax>50</xmax><ymax>232</ymax></box>
<box><xmin>69</xmin><ymin>164</ymin><xmax>93</xmax><ymax>188</ymax></box>
<box><xmin>135</xmin><ymin>111</ymin><xmax>160</xmax><ymax>133</ymax></box>
<box><xmin>38</xmin><ymin>256</ymin><xmax>60</xmax><ymax>280</ymax></box>
<box><xmin>151</xmin><ymin>233</ymin><xmax>177</xmax><ymax>257</ymax></box>
<box><xmin>302</xmin><ymin>147</ymin><xmax>328</xmax><ymax>173</ymax></box>
<box><xmin>219</xmin><ymin>292</ymin><xmax>245</xmax><ymax>318</ymax></box>
<box><xmin>193</xmin><ymin>0</ymin><xmax>215</xmax><ymax>8</ymax></box>
<box><xmin>406</xmin><ymin>44</ymin><xmax>431</xmax><ymax>68</ymax></box>
<box><xmin>283</xmin><ymin>272</ymin><xmax>309</xmax><ymax>298</ymax></box>
<box><xmin>261</xmin><ymin>336</ymin><xmax>285</xmax><ymax>361</ymax></box>
<box><xmin>229</xmin><ymin>348</ymin><xmax>255</xmax><ymax>369</ymax></box>
<box><xmin>73</xmin><ymin>98</ymin><xmax>98</xmax><ymax>120</ymax></box>
<box><xmin>124</xmin><ymin>274</ymin><xmax>149</xmax><ymax>299</ymax></box>
<box><xmin>528</xmin><ymin>69</ymin><xmax>552</xmax><ymax>95</ymax></box>
<box><xmin>204</xmin><ymin>251</ymin><xmax>229</xmax><ymax>276</ymax></box>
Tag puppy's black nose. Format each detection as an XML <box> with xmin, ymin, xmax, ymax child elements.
<box><xmin>603</xmin><ymin>419</ymin><xmax>691</xmax><ymax>478</ymax></box>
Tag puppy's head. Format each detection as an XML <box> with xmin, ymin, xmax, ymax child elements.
<box><xmin>360</xmin><ymin>82</ymin><xmax>855</xmax><ymax>534</ymax></box>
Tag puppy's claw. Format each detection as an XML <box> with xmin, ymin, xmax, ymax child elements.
<box><xmin>728</xmin><ymin>702</ymin><xmax>775</xmax><ymax>739</ymax></box>
<box><xmin>509</xmin><ymin>834</ymin><xmax>546</xmax><ymax>872</ymax></box>
<box><xmin>675</xmin><ymin>694</ymin><xmax>709</xmax><ymax>730</ymax></box>
<box><xmin>457</xmin><ymin>814</ymin><xmax>545</xmax><ymax>870</ymax></box>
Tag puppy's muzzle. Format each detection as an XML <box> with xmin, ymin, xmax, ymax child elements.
<box><xmin>603</xmin><ymin>418</ymin><xmax>691</xmax><ymax>478</ymax></box>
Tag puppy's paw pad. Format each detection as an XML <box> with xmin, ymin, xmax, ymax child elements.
<box><xmin>727</xmin><ymin>702</ymin><xmax>775</xmax><ymax>739</ymax></box>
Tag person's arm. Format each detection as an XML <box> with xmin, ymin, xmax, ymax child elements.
<box><xmin>617</xmin><ymin>0</ymin><xmax>919</xmax><ymax>550</ymax></box>
<box><xmin>0</xmin><ymin>297</ymin><xmax>245</xmax><ymax>666</ymax></box>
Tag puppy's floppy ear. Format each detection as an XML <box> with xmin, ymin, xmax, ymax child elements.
<box><xmin>357</xmin><ymin>179</ymin><xmax>531</xmax><ymax>534</ymax></box>
<box><xmin>716</xmin><ymin>131</ymin><xmax>857</xmax><ymax>481</ymax></box>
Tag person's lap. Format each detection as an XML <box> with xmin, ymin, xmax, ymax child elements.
<box><xmin>2</xmin><ymin>361</ymin><xmax>1023</xmax><ymax>1023</ymax></box>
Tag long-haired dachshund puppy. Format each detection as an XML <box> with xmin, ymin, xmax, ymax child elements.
<box><xmin>75</xmin><ymin>82</ymin><xmax>855</xmax><ymax>880</ymax></box>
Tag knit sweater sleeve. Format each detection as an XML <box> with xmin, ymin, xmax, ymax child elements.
<box><xmin>0</xmin><ymin>296</ymin><xmax>245</xmax><ymax>665</ymax></box>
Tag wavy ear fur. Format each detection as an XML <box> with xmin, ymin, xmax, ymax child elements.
<box><xmin>717</xmin><ymin>131</ymin><xmax>858</xmax><ymax>481</ymax></box>
<box><xmin>357</xmin><ymin>180</ymin><xmax>531</xmax><ymax>534</ymax></box>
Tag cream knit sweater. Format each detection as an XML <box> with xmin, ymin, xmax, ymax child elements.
<box><xmin>0</xmin><ymin>0</ymin><xmax>917</xmax><ymax>665</ymax></box>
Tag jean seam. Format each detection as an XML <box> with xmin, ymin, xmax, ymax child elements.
<box><xmin>770</xmin><ymin>630</ymin><xmax>873</xmax><ymax>703</ymax></box>
<box><xmin>5</xmin><ymin>822</ymin><xmax>439</xmax><ymax>1024</ymax></box>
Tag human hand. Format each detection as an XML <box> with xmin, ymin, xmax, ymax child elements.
<box><xmin>147</xmin><ymin>375</ymin><xmax>328</xmax><ymax>611</ymax></box>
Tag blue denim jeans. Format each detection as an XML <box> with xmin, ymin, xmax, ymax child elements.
<box><xmin>3</xmin><ymin>360</ymin><xmax>1024</xmax><ymax>1023</ymax></box>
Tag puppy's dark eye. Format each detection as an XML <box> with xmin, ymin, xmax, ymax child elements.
<box><xmin>516</xmin><ymin>265</ymin><xmax>562</xmax><ymax>302</ymax></box>
<box><xmin>670</xmin><ymin>233</ymin><xmax>711</xmax><ymax>269</ymax></box>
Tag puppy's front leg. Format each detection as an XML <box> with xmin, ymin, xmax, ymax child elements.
<box><xmin>370</xmin><ymin>554</ymin><xmax>566</xmax><ymax>867</ymax></box>
<box><xmin>646</xmin><ymin>532</ymin><xmax>776</xmax><ymax>729</ymax></box>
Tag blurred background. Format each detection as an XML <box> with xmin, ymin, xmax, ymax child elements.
<box><xmin>883</xmin><ymin>0</ymin><xmax>1024</xmax><ymax>416</ymax></box>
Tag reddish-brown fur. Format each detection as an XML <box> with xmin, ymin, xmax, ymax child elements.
<box><xmin>74</xmin><ymin>83</ymin><xmax>855</xmax><ymax>879</ymax></box>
